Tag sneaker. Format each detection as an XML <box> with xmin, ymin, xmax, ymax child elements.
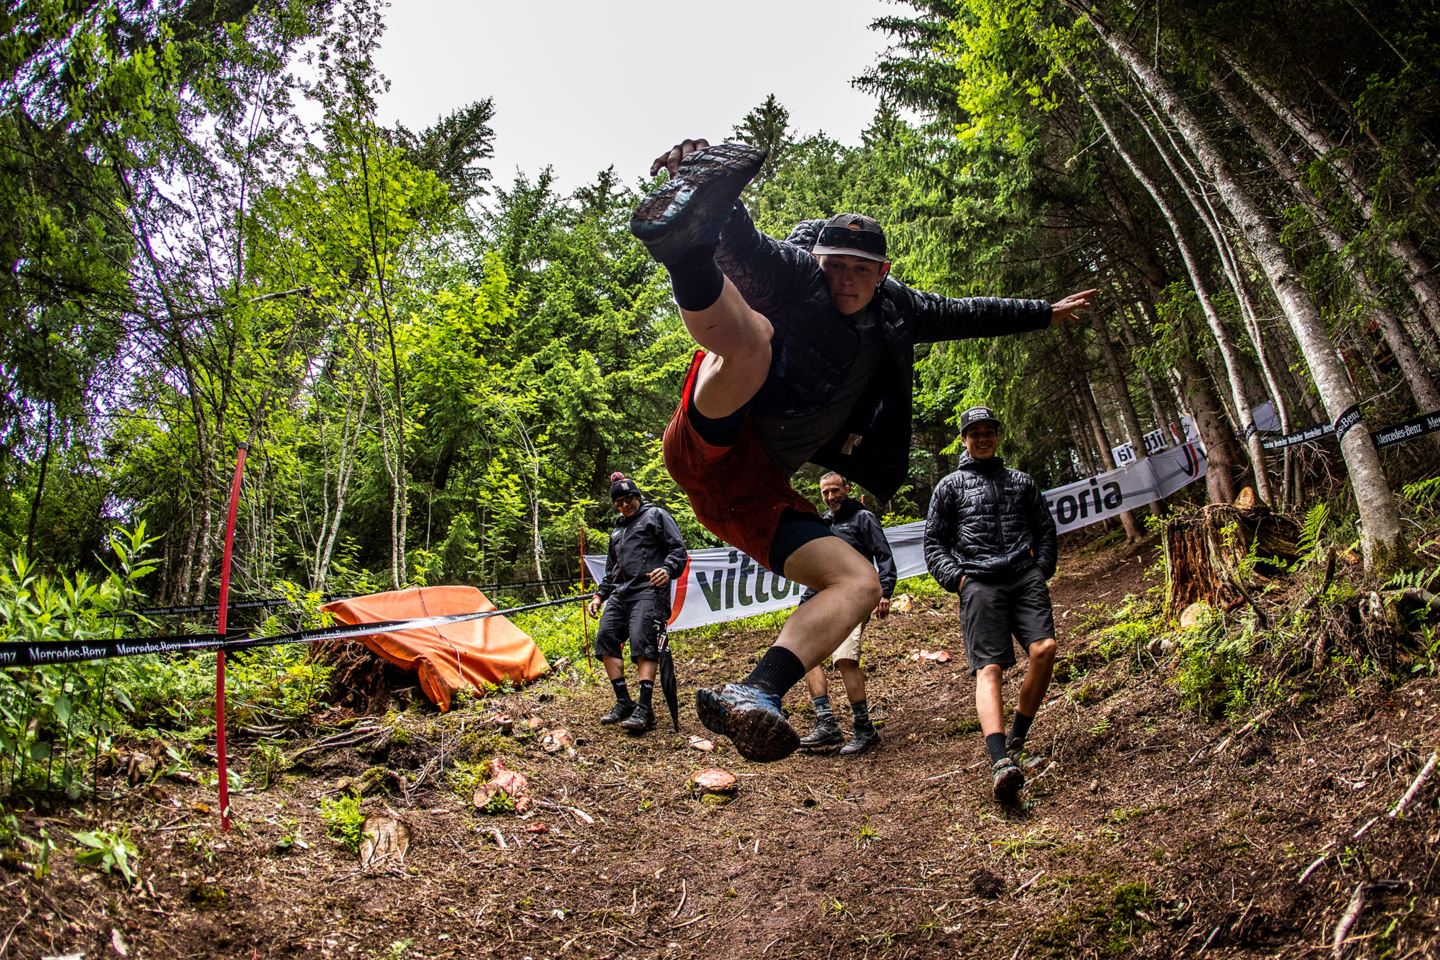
<box><xmin>694</xmin><ymin>683</ymin><xmax>799</xmax><ymax>763</ymax></box>
<box><xmin>992</xmin><ymin>756</ymin><xmax>1025</xmax><ymax>802</ymax></box>
<box><xmin>618</xmin><ymin>703</ymin><xmax>656</xmax><ymax>734</ymax></box>
<box><xmin>798</xmin><ymin>720</ymin><xmax>844</xmax><ymax>751</ymax></box>
<box><xmin>839</xmin><ymin>726</ymin><xmax>881</xmax><ymax>757</ymax></box>
<box><xmin>629</xmin><ymin>143</ymin><xmax>767</xmax><ymax>263</ymax></box>
<box><xmin>1006</xmin><ymin>735</ymin><xmax>1025</xmax><ymax>760</ymax></box>
<box><xmin>600</xmin><ymin>701</ymin><xmax>635</xmax><ymax>725</ymax></box>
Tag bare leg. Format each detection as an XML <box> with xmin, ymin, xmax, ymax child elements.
<box><xmin>1016</xmin><ymin>638</ymin><xmax>1056</xmax><ymax>716</ymax></box>
<box><xmin>975</xmin><ymin>663</ymin><xmax>1005</xmax><ymax>737</ymax></box>
<box><xmin>835</xmin><ymin>658</ymin><xmax>866</xmax><ymax>705</ymax></box>
<box><xmin>636</xmin><ymin>658</ymin><xmax>658</xmax><ymax>683</ymax></box>
<box><xmin>803</xmin><ymin>664</ymin><xmax>829</xmax><ymax>699</ymax></box>
<box><xmin>774</xmin><ymin>537</ymin><xmax>881</xmax><ymax>669</ymax></box>
<box><xmin>681</xmin><ymin>278</ymin><xmax>773</xmax><ymax>419</ymax></box>
<box><xmin>601</xmin><ymin>656</ymin><xmax>625</xmax><ymax>682</ymax></box>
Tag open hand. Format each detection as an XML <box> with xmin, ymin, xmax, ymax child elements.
<box><xmin>1050</xmin><ymin>288</ymin><xmax>1098</xmax><ymax>325</ymax></box>
<box><xmin>649</xmin><ymin>138</ymin><xmax>711</xmax><ymax>177</ymax></box>
<box><xmin>587</xmin><ymin>595</ymin><xmax>602</xmax><ymax>617</ymax></box>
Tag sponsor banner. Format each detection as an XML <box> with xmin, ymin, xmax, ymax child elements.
<box><xmin>1333</xmin><ymin>404</ymin><xmax>1364</xmax><ymax>443</ymax></box>
<box><xmin>589</xmin><ymin>443</ymin><xmax>1209</xmax><ymax>632</ymax></box>
<box><xmin>1111</xmin><ymin>417</ymin><xmax>1198</xmax><ymax>467</ymax></box>
<box><xmin>1262</xmin><ymin>421</ymin><xmax>1334</xmax><ymax>449</ymax></box>
<box><xmin>1374</xmin><ymin>411</ymin><xmax>1440</xmax><ymax>448</ymax></box>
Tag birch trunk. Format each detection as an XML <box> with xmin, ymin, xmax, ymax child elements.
<box><xmin>1085</xmin><ymin>13</ymin><xmax>1404</xmax><ymax>568</ymax></box>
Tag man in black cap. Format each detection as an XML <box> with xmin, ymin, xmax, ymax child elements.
<box><xmin>923</xmin><ymin>406</ymin><xmax>1059</xmax><ymax>803</ymax></box>
<box><xmin>588</xmin><ymin>473</ymin><xmax>688</xmax><ymax>734</ymax></box>
<box><xmin>630</xmin><ymin>138</ymin><xmax>1092</xmax><ymax>763</ymax></box>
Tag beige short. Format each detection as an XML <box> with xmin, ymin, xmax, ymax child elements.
<box><xmin>829</xmin><ymin>616</ymin><xmax>869</xmax><ymax>664</ymax></box>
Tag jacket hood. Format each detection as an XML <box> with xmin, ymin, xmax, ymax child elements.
<box><xmin>959</xmin><ymin>452</ymin><xmax>1005</xmax><ymax>472</ymax></box>
<box><xmin>614</xmin><ymin>500</ymin><xmax>652</xmax><ymax>527</ymax></box>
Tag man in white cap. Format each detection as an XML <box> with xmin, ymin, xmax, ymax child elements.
<box><xmin>924</xmin><ymin>406</ymin><xmax>1059</xmax><ymax>803</ymax></box>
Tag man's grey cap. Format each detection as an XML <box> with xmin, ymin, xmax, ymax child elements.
<box><xmin>959</xmin><ymin>406</ymin><xmax>1002</xmax><ymax>435</ymax></box>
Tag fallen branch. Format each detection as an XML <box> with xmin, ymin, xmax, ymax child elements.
<box><xmin>288</xmin><ymin>725</ymin><xmax>382</xmax><ymax>762</ymax></box>
<box><xmin>1331</xmin><ymin>883</ymin><xmax>1367</xmax><ymax>959</ymax></box>
<box><xmin>1385</xmin><ymin>587</ymin><xmax>1440</xmax><ymax>615</ymax></box>
<box><xmin>671</xmin><ymin>878</ymin><xmax>688</xmax><ymax>920</ymax></box>
<box><xmin>1388</xmin><ymin>751</ymin><xmax>1437</xmax><ymax>820</ymax></box>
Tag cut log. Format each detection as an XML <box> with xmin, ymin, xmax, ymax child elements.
<box><xmin>1163</xmin><ymin>501</ymin><xmax>1301</xmax><ymax>615</ymax></box>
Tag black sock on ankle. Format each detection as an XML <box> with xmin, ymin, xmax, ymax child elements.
<box><xmin>985</xmin><ymin>732</ymin><xmax>1009</xmax><ymax>763</ymax></box>
<box><xmin>812</xmin><ymin>694</ymin><xmax>834</xmax><ymax>724</ymax></box>
<box><xmin>611</xmin><ymin>677</ymin><xmax>632</xmax><ymax>704</ymax></box>
<box><xmin>742</xmin><ymin>646</ymin><xmax>806</xmax><ymax>697</ymax></box>
<box><xmin>1009</xmin><ymin>711</ymin><xmax>1034</xmax><ymax>746</ymax></box>
<box><xmin>664</xmin><ymin>246</ymin><xmax>724</xmax><ymax>311</ymax></box>
<box><xmin>638</xmin><ymin>679</ymin><xmax>654</xmax><ymax>708</ymax></box>
<box><xmin>851</xmin><ymin>699</ymin><xmax>872</xmax><ymax>730</ymax></box>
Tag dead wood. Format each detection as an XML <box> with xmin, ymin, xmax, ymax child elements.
<box><xmin>1164</xmin><ymin>502</ymin><xmax>1301</xmax><ymax>615</ymax></box>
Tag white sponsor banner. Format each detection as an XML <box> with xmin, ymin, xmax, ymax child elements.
<box><xmin>1110</xmin><ymin>417</ymin><xmax>1198</xmax><ymax>467</ymax></box>
<box><xmin>586</xmin><ymin>442</ymin><xmax>1207</xmax><ymax>631</ymax></box>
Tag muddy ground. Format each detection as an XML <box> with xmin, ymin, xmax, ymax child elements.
<box><xmin>3</xmin><ymin>538</ymin><xmax>1438</xmax><ymax>959</ymax></box>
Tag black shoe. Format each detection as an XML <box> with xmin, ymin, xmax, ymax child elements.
<box><xmin>992</xmin><ymin>756</ymin><xmax>1025</xmax><ymax>803</ymax></box>
<box><xmin>839</xmin><ymin>726</ymin><xmax>880</xmax><ymax>756</ymax></box>
<box><xmin>600</xmin><ymin>701</ymin><xmax>635</xmax><ymax>725</ymax></box>
<box><xmin>629</xmin><ymin>143</ymin><xmax>767</xmax><ymax>263</ymax></box>
<box><xmin>799</xmin><ymin>720</ymin><xmax>844</xmax><ymax>751</ymax></box>
<box><xmin>619</xmin><ymin>703</ymin><xmax>656</xmax><ymax>733</ymax></box>
<box><xmin>1006</xmin><ymin>735</ymin><xmax>1025</xmax><ymax>760</ymax></box>
<box><xmin>695</xmin><ymin>683</ymin><xmax>799</xmax><ymax>763</ymax></box>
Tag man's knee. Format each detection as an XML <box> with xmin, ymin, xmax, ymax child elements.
<box><xmin>1028</xmin><ymin>637</ymin><xmax>1057</xmax><ymax>664</ymax></box>
<box><xmin>976</xmin><ymin>663</ymin><xmax>1004</xmax><ymax>683</ymax></box>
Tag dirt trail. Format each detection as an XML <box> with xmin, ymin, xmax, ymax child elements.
<box><xmin>3</xmin><ymin>539</ymin><xmax>1437</xmax><ymax>959</ymax></box>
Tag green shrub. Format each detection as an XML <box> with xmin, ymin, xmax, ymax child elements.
<box><xmin>318</xmin><ymin>794</ymin><xmax>366</xmax><ymax>852</ymax></box>
<box><xmin>72</xmin><ymin>827</ymin><xmax>139</xmax><ymax>885</ymax></box>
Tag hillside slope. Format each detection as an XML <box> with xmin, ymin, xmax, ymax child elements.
<box><xmin>3</xmin><ymin>539</ymin><xmax>1437</xmax><ymax>959</ymax></box>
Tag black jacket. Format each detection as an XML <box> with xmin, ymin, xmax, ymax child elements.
<box><xmin>923</xmin><ymin>454</ymin><xmax>1057</xmax><ymax>592</ymax></box>
<box><xmin>717</xmin><ymin>207</ymin><xmax>1052</xmax><ymax>501</ymax></box>
<box><xmin>799</xmin><ymin>497</ymin><xmax>898</xmax><ymax>603</ymax></box>
<box><xmin>596</xmin><ymin>502</ymin><xmax>688</xmax><ymax>602</ymax></box>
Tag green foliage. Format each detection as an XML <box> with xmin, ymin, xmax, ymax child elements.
<box><xmin>318</xmin><ymin>794</ymin><xmax>366</xmax><ymax>853</ymax></box>
<box><xmin>0</xmin><ymin>526</ymin><xmax>157</xmax><ymax>799</ymax></box>
<box><xmin>1171</xmin><ymin>608</ymin><xmax>1270</xmax><ymax>720</ymax></box>
<box><xmin>1298</xmin><ymin>503</ymin><xmax>1333</xmax><ymax>563</ymax></box>
<box><xmin>72</xmin><ymin>827</ymin><xmax>139</xmax><ymax>885</ymax></box>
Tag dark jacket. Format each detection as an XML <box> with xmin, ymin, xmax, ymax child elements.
<box><xmin>596</xmin><ymin>502</ymin><xmax>688</xmax><ymax>602</ymax></box>
<box><xmin>923</xmin><ymin>454</ymin><xmax>1057</xmax><ymax>592</ymax></box>
<box><xmin>717</xmin><ymin>207</ymin><xmax>1052</xmax><ymax>501</ymax></box>
<box><xmin>799</xmin><ymin>497</ymin><xmax>898</xmax><ymax>603</ymax></box>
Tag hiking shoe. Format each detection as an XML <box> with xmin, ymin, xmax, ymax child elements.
<box><xmin>618</xmin><ymin>703</ymin><xmax>656</xmax><ymax>733</ymax></box>
<box><xmin>839</xmin><ymin>726</ymin><xmax>881</xmax><ymax>757</ymax></box>
<box><xmin>629</xmin><ymin>143</ymin><xmax>767</xmax><ymax>263</ymax></box>
<box><xmin>992</xmin><ymin>756</ymin><xmax>1025</xmax><ymax>803</ymax></box>
<box><xmin>1006</xmin><ymin>735</ymin><xmax>1026</xmax><ymax>761</ymax></box>
<box><xmin>799</xmin><ymin>720</ymin><xmax>844</xmax><ymax>751</ymax></box>
<box><xmin>695</xmin><ymin>683</ymin><xmax>799</xmax><ymax>763</ymax></box>
<box><xmin>600</xmin><ymin>701</ymin><xmax>635</xmax><ymax>725</ymax></box>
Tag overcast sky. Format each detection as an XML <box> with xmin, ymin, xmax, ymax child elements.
<box><xmin>373</xmin><ymin>0</ymin><xmax>898</xmax><ymax>195</ymax></box>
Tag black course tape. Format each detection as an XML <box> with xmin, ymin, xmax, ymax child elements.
<box><xmin>1374</xmin><ymin>410</ymin><xmax>1440</xmax><ymax>448</ymax></box>
<box><xmin>1332</xmin><ymin>404</ymin><xmax>1364</xmax><ymax>443</ymax></box>
<box><xmin>0</xmin><ymin>594</ymin><xmax>586</xmax><ymax>668</ymax></box>
<box><xmin>1260</xmin><ymin>409</ymin><xmax>1440</xmax><ymax>451</ymax></box>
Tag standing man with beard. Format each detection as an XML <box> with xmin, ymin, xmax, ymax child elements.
<box><xmin>797</xmin><ymin>473</ymin><xmax>896</xmax><ymax>756</ymax></box>
<box><xmin>588</xmin><ymin>473</ymin><xmax>688</xmax><ymax>734</ymax></box>
<box><xmin>924</xmin><ymin>407</ymin><xmax>1059</xmax><ymax>803</ymax></box>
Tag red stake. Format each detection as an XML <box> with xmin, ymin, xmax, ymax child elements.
<box><xmin>215</xmin><ymin>442</ymin><xmax>249</xmax><ymax>831</ymax></box>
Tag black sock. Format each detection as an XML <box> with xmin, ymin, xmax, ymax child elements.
<box><xmin>985</xmin><ymin>732</ymin><xmax>1009</xmax><ymax>763</ymax></box>
<box><xmin>850</xmin><ymin>699</ymin><xmax>872</xmax><ymax>732</ymax></box>
<box><xmin>638</xmin><ymin>679</ymin><xmax>654</xmax><ymax>709</ymax></box>
<box><xmin>812</xmin><ymin>694</ymin><xmax>835</xmax><ymax>724</ymax></box>
<box><xmin>664</xmin><ymin>246</ymin><xmax>724</xmax><ymax>311</ymax></box>
<box><xmin>742</xmin><ymin>646</ymin><xmax>806</xmax><ymax>698</ymax></box>
<box><xmin>611</xmin><ymin>677</ymin><xmax>632</xmax><ymax>705</ymax></box>
<box><xmin>1009</xmin><ymin>711</ymin><xmax>1034</xmax><ymax>747</ymax></box>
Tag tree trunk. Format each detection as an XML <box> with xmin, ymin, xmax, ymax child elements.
<box><xmin>1082</xmin><ymin>13</ymin><xmax>1405</xmax><ymax>570</ymax></box>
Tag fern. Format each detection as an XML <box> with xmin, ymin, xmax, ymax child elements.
<box><xmin>1298</xmin><ymin>503</ymin><xmax>1331</xmax><ymax>561</ymax></box>
<box><xmin>1401</xmin><ymin>477</ymin><xmax>1440</xmax><ymax>513</ymax></box>
<box><xmin>1384</xmin><ymin>566</ymin><xmax>1440</xmax><ymax>593</ymax></box>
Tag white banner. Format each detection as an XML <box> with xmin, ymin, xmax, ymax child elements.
<box><xmin>1110</xmin><ymin>417</ymin><xmax>1198</xmax><ymax>467</ymax></box>
<box><xmin>586</xmin><ymin>441</ymin><xmax>1207</xmax><ymax>631</ymax></box>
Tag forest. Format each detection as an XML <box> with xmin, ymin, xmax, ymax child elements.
<box><xmin>2</xmin><ymin>0</ymin><xmax>1439</xmax><ymax>957</ymax></box>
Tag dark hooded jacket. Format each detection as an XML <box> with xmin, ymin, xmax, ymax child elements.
<box><xmin>596</xmin><ymin>501</ymin><xmax>688</xmax><ymax>602</ymax></box>
<box><xmin>923</xmin><ymin>454</ymin><xmax>1057</xmax><ymax>591</ymax></box>
<box><xmin>716</xmin><ymin>207</ymin><xmax>1052</xmax><ymax>501</ymax></box>
<box><xmin>799</xmin><ymin>496</ymin><xmax>898</xmax><ymax>604</ymax></box>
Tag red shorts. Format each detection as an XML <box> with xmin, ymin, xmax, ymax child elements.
<box><xmin>663</xmin><ymin>351</ymin><xmax>819</xmax><ymax>571</ymax></box>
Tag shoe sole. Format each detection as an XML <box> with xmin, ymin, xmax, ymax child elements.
<box><xmin>630</xmin><ymin>144</ymin><xmax>766</xmax><ymax>262</ymax></box>
<box><xmin>993</xmin><ymin>765</ymin><xmax>1025</xmax><ymax>802</ymax></box>
<box><xmin>800</xmin><ymin>738</ymin><xmax>844</xmax><ymax>753</ymax></box>
<box><xmin>695</xmin><ymin>688</ymin><xmax>799</xmax><ymax>763</ymax></box>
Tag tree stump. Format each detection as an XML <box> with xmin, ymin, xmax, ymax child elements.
<box><xmin>1163</xmin><ymin>496</ymin><xmax>1301</xmax><ymax>616</ymax></box>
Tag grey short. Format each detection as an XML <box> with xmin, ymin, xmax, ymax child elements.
<box><xmin>960</xmin><ymin>567</ymin><xmax>1056</xmax><ymax>674</ymax></box>
<box><xmin>595</xmin><ymin>589</ymin><xmax>668</xmax><ymax>662</ymax></box>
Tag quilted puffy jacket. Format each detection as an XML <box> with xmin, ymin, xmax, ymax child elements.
<box><xmin>596</xmin><ymin>502</ymin><xmax>688</xmax><ymax>602</ymax></box>
<box><xmin>716</xmin><ymin>206</ymin><xmax>1052</xmax><ymax>502</ymax></box>
<box><xmin>923</xmin><ymin>454</ymin><xmax>1057</xmax><ymax>591</ymax></box>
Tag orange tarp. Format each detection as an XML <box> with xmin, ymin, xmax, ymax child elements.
<box><xmin>322</xmin><ymin>585</ymin><xmax>549</xmax><ymax>712</ymax></box>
